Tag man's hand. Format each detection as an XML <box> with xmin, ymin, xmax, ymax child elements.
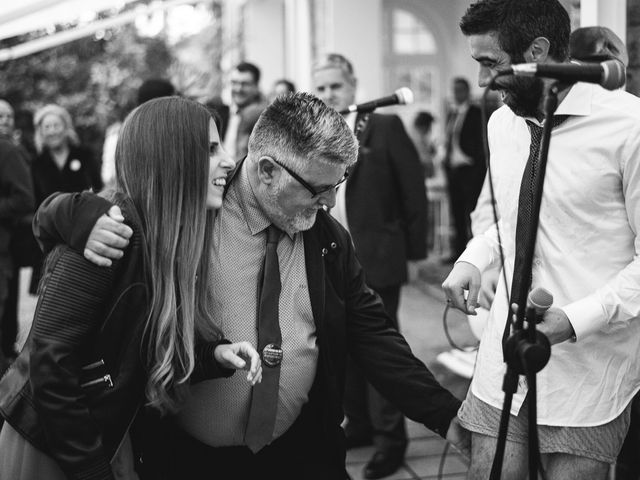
<box><xmin>213</xmin><ymin>341</ymin><xmax>263</xmax><ymax>386</ymax></box>
<box><xmin>537</xmin><ymin>307</ymin><xmax>575</xmax><ymax>345</ymax></box>
<box><xmin>442</xmin><ymin>261</ymin><xmax>481</xmax><ymax>315</ymax></box>
<box><xmin>446</xmin><ymin>416</ymin><xmax>470</xmax><ymax>462</ymax></box>
<box><xmin>84</xmin><ymin>206</ymin><xmax>133</xmax><ymax>267</ymax></box>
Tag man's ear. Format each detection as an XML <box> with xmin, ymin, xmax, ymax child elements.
<box><xmin>524</xmin><ymin>37</ymin><xmax>551</xmax><ymax>63</ymax></box>
<box><xmin>256</xmin><ymin>156</ymin><xmax>278</xmax><ymax>186</ymax></box>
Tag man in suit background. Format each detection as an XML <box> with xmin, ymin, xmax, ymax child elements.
<box><xmin>224</xmin><ymin>61</ymin><xmax>267</xmax><ymax>161</ymax></box>
<box><xmin>313</xmin><ymin>53</ymin><xmax>428</xmax><ymax>479</ymax></box>
<box><xmin>443</xmin><ymin>77</ymin><xmax>486</xmax><ymax>260</ymax></box>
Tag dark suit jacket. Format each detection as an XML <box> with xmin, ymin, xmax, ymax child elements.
<box><xmin>445</xmin><ymin>104</ymin><xmax>486</xmax><ymax>174</ymax></box>
<box><xmin>458</xmin><ymin>104</ymin><xmax>486</xmax><ymax>170</ymax></box>
<box><xmin>0</xmin><ymin>138</ymin><xmax>35</xmax><ymax>272</ymax></box>
<box><xmin>300</xmin><ymin>208</ymin><xmax>459</xmax><ymax>470</ymax></box>
<box><xmin>345</xmin><ymin>113</ymin><xmax>427</xmax><ymax>289</ymax></box>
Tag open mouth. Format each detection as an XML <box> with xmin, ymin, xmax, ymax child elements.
<box><xmin>212</xmin><ymin>177</ymin><xmax>227</xmax><ymax>187</ymax></box>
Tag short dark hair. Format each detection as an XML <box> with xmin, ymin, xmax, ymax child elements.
<box><xmin>274</xmin><ymin>79</ymin><xmax>296</xmax><ymax>94</ymax></box>
<box><xmin>460</xmin><ymin>0</ymin><xmax>570</xmax><ymax>62</ymax></box>
<box><xmin>137</xmin><ymin>78</ymin><xmax>176</xmax><ymax>106</ymax></box>
<box><xmin>453</xmin><ymin>77</ymin><xmax>470</xmax><ymax>91</ymax></box>
<box><xmin>235</xmin><ymin>62</ymin><xmax>261</xmax><ymax>84</ymax></box>
<box><xmin>414</xmin><ymin>111</ymin><xmax>434</xmax><ymax>131</ymax></box>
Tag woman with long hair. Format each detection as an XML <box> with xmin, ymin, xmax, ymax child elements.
<box><xmin>0</xmin><ymin>97</ymin><xmax>261</xmax><ymax>480</ymax></box>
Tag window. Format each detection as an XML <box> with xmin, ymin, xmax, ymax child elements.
<box><xmin>392</xmin><ymin>9</ymin><xmax>436</xmax><ymax>55</ymax></box>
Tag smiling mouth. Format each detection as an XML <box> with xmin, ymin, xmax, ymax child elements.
<box><xmin>212</xmin><ymin>177</ymin><xmax>227</xmax><ymax>187</ymax></box>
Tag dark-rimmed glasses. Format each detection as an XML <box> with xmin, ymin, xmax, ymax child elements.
<box><xmin>269</xmin><ymin>157</ymin><xmax>348</xmax><ymax>197</ymax></box>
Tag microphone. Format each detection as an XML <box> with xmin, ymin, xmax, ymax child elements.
<box><xmin>339</xmin><ymin>87</ymin><xmax>414</xmax><ymax>114</ymax></box>
<box><xmin>526</xmin><ymin>287</ymin><xmax>554</xmax><ymax>323</ymax></box>
<box><xmin>498</xmin><ymin>59</ymin><xmax>625</xmax><ymax>90</ymax></box>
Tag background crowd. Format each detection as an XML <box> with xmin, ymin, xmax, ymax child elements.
<box><xmin>0</xmin><ymin>0</ymin><xmax>639</xmax><ymax>479</ymax></box>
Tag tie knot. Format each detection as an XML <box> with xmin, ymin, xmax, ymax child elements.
<box><xmin>266</xmin><ymin>225</ymin><xmax>281</xmax><ymax>244</ymax></box>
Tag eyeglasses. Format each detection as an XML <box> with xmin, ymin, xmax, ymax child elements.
<box><xmin>269</xmin><ymin>157</ymin><xmax>349</xmax><ymax>197</ymax></box>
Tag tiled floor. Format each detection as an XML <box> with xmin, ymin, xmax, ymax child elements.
<box><xmin>346</xmin><ymin>419</ymin><xmax>467</xmax><ymax>480</ymax></box>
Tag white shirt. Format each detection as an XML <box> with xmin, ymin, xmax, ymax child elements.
<box><xmin>447</xmin><ymin>103</ymin><xmax>473</xmax><ymax>168</ymax></box>
<box><xmin>459</xmin><ymin>82</ymin><xmax>640</xmax><ymax>426</ymax></box>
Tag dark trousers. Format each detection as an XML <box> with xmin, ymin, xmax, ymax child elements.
<box><xmin>343</xmin><ymin>284</ymin><xmax>407</xmax><ymax>453</ymax></box>
<box><xmin>1</xmin><ymin>266</ymin><xmax>19</xmax><ymax>358</ymax></box>
<box><xmin>0</xmin><ymin>269</ymin><xmax>10</xmax><ymax>375</ymax></box>
<box><xmin>446</xmin><ymin>164</ymin><xmax>484</xmax><ymax>258</ymax></box>
<box><xmin>136</xmin><ymin>396</ymin><xmax>349</xmax><ymax>480</ymax></box>
<box><xmin>616</xmin><ymin>392</ymin><xmax>640</xmax><ymax>479</ymax></box>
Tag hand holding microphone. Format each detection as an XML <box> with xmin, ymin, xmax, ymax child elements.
<box><xmin>511</xmin><ymin>287</ymin><xmax>576</xmax><ymax>345</ymax></box>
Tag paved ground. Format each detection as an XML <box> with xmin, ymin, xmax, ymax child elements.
<box><xmin>15</xmin><ymin>256</ymin><xmax>475</xmax><ymax>480</ymax></box>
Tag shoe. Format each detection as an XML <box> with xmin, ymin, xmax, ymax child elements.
<box><xmin>345</xmin><ymin>434</ymin><xmax>373</xmax><ymax>450</ymax></box>
<box><xmin>363</xmin><ymin>450</ymin><xmax>404</xmax><ymax>479</ymax></box>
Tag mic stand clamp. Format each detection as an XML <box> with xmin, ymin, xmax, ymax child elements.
<box><xmin>489</xmin><ymin>82</ymin><xmax>561</xmax><ymax>480</ymax></box>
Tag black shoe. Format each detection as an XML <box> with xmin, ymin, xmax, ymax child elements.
<box><xmin>345</xmin><ymin>434</ymin><xmax>373</xmax><ymax>450</ymax></box>
<box><xmin>363</xmin><ymin>450</ymin><xmax>404</xmax><ymax>479</ymax></box>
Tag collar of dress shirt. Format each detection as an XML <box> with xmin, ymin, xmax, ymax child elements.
<box><xmin>525</xmin><ymin>82</ymin><xmax>594</xmax><ymax>126</ymax></box>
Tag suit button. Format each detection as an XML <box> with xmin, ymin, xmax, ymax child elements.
<box><xmin>321</xmin><ymin>248</ymin><xmax>328</xmax><ymax>256</ymax></box>
<box><xmin>330</xmin><ymin>242</ymin><xmax>337</xmax><ymax>249</ymax></box>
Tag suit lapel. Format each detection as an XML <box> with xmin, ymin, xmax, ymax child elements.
<box><xmin>303</xmin><ymin>228</ymin><xmax>326</xmax><ymax>336</ymax></box>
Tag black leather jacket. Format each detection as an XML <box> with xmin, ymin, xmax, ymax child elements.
<box><xmin>0</xmin><ymin>192</ymin><xmax>231</xmax><ymax>480</ymax></box>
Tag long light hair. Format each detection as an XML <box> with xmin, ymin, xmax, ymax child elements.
<box><xmin>115</xmin><ymin>96</ymin><xmax>220</xmax><ymax>413</ymax></box>
<box><xmin>33</xmin><ymin>104</ymin><xmax>80</xmax><ymax>154</ymax></box>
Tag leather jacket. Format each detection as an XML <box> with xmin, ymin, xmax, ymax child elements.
<box><xmin>0</xmin><ymin>192</ymin><xmax>231</xmax><ymax>480</ymax></box>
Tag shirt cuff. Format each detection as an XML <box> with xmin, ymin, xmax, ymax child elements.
<box><xmin>562</xmin><ymin>294</ymin><xmax>607</xmax><ymax>341</ymax></box>
<box><xmin>456</xmin><ymin>236</ymin><xmax>494</xmax><ymax>273</ymax></box>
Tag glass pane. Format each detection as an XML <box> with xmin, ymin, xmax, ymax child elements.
<box><xmin>391</xmin><ymin>8</ymin><xmax>437</xmax><ymax>54</ymax></box>
<box><xmin>393</xmin><ymin>9</ymin><xmax>414</xmax><ymax>30</ymax></box>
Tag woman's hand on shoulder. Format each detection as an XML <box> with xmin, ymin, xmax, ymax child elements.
<box><xmin>213</xmin><ymin>341</ymin><xmax>262</xmax><ymax>386</ymax></box>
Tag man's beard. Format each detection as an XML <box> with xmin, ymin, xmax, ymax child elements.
<box><xmin>263</xmin><ymin>185</ymin><xmax>318</xmax><ymax>234</ymax></box>
<box><xmin>494</xmin><ymin>55</ymin><xmax>545</xmax><ymax>118</ymax></box>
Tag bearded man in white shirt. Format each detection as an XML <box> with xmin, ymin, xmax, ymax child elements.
<box><xmin>442</xmin><ymin>1</ymin><xmax>640</xmax><ymax>479</ymax></box>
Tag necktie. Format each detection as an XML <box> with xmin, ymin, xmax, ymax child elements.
<box><xmin>502</xmin><ymin>115</ymin><xmax>569</xmax><ymax>355</ymax></box>
<box><xmin>244</xmin><ymin>224</ymin><xmax>282</xmax><ymax>452</ymax></box>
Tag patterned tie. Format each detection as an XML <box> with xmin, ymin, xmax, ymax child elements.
<box><xmin>244</xmin><ymin>224</ymin><xmax>282</xmax><ymax>452</ymax></box>
<box><xmin>502</xmin><ymin>115</ymin><xmax>569</xmax><ymax>355</ymax></box>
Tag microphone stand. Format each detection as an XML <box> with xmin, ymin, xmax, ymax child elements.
<box><xmin>489</xmin><ymin>82</ymin><xmax>562</xmax><ymax>480</ymax></box>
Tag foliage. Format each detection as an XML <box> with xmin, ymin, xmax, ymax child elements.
<box><xmin>0</xmin><ymin>23</ymin><xmax>174</xmax><ymax>158</ymax></box>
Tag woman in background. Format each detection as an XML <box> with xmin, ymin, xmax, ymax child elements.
<box><xmin>29</xmin><ymin>104</ymin><xmax>103</xmax><ymax>293</ymax></box>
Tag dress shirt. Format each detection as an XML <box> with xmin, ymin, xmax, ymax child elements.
<box><xmin>459</xmin><ymin>82</ymin><xmax>640</xmax><ymax>426</ymax></box>
<box><xmin>331</xmin><ymin>112</ymin><xmax>357</xmax><ymax>231</ymax></box>
<box><xmin>447</xmin><ymin>103</ymin><xmax>473</xmax><ymax>168</ymax></box>
<box><xmin>175</xmin><ymin>161</ymin><xmax>318</xmax><ymax>445</ymax></box>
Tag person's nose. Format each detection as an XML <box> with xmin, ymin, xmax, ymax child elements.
<box><xmin>221</xmin><ymin>149</ymin><xmax>236</xmax><ymax>171</ymax></box>
<box><xmin>478</xmin><ymin>67</ymin><xmax>493</xmax><ymax>88</ymax></box>
<box><xmin>319</xmin><ymin>188</ymin><xmax>337</xmax><ymax>210</ymax></box>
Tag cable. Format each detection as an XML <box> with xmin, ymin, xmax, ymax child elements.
<box><xmin>442</xmin><ymin>302</ymin><xmax>478</xmax><ymax>352</ymax></box>
<box><xmin>437</xmin><ymin>441</ymin><xmax>451</xmax><ymax>480</ymax></box>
